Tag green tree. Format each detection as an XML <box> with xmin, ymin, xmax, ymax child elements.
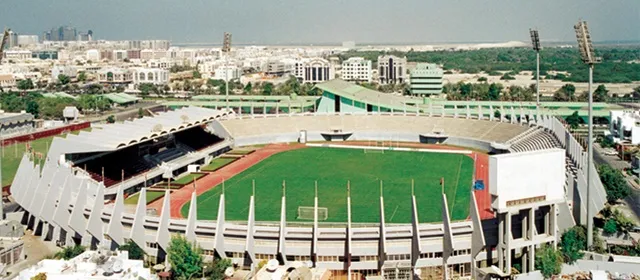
<box><xmin>167</xmin><ymin>235</ymin><xmax>203</xmax><ymax>280</ymax></box>
<box><xmin>31</xmin><ymin>272</ymin><xmax>47</xmax><ymax>280</ymax></box>
<box><xmin>17</xmin><ymin>79</ymin><xmax>35</xmax><ymax>90</ymax></box>
<box><xmin>597</xmin><ymin>164</ymin><xmax>631</xmax><ymax>203</ymax></box>
<box><xmin>26</xmin><ymin>100</ymin><xmax>39</xmax><ymax>118</ymax></box>
<box><xmin>560</xmin><ymin>225</ymin><xmax>586</xmax><ymax>264</ymax></box>
<box><xmin>54</xmin><ymin>245</ymin><xmax>86</xmax><ymax>260</ymax></box>
<box><xmin>192</xmin><ymin>70</ymin><xmax>202</xmax><ymax>79</ymax></box>
<box><xmin>565</xmin><ymin>111</ymin><xmax>583</xmax><ymax>130</ymax></box>
<box><xmin>244</xmin><ymin>82</ymin><xmax>252</xmax><ymax>94</ymax></box>
<box><xmin>118</xmin><ymin>240</ymin><xmax>145</xmax><ymax>260</ymax></box>
<box><xmin>488</xmin><ymin>83</ymin><xmax>503</xmax><ymax>100</ymax></box>
<box><xmin>106</xmin><ymin>115</ymin><xmax>116</xmax><ymax>123</ymax></box>
<box><xmin>477</xmin><ymin>76</ymin><xmax>488</xmax><ymax>82</ymax></box>
<box><xmin>535</xmin><ymin>244</ymin><xmax>563</xmax><ymax>279</ymax></box>
<box><xmin>77</xmin><ymin>71</ymin><xmax>87</xmax><ymax>82</ymax></box>
<box><xmin>500</xmin><ymin>73</ymin><xmax>515</xmax><ymax>80</ymax></box>
<box><xmin>554</xmin><ymin>84</ymin><xmax>576</xmax><ymax>101</ymax></box>
<box><xmin>603</xmin><ymin>218</ymin><xmax>618</xmax><ymax>235</ymax></box>
<box><xmin>138</xmin><ymin>83</ymin><xmax>158</xmax><ymax>96</ymax></box>
<box><xmin>593</xmin><ymin>84</ymin><xmax>609</xmax><ymax>102</ymax></box>
<box><xmin>58</xmin><ymin>74</ymin><xmax>71</xmax><ymax>85</ymax></box>
<box><xmin>262</xmin><ymin>82</ymin><xmax>274</xmax><ymax>95</ymax></box>
<box><xmin>209</xmin><ymin>258</ymin><xmax>232</xmax><ymax>280</ymax></box>
<box><xmin>138</xmin><ymin>108</ymin><xmax>144</xmax><ymax>119</ymax></box>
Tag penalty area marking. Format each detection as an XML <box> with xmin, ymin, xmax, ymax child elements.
<box><xmin>305</xmin><ymin>143</ymin><xmax>472</xmax><ymax>155</ymax></box>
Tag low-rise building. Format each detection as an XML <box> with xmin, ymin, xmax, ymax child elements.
<box><xmin>341</xmin><ymin>57</ymin><xmax>372</xmax><ymax>83</ymax></box>
<box><xmin>97</xmin><ymin>68</ymin><xmax>133</xmax><ymax>84</ymax></box>
<box><xmin>3</xmin><ymin>50</ymin><xmax>32</xmax><ymax>60</ymax></box>
<box><xmin>295</xmin><ymin>58</ymin><xmax>333</xmax><ymax>84</ymax></box>
<box><xmin>409</xmin><ymin>63</ymin><xmax>443</xmax><ymax>96</ymax></box>
<box><xmin>132</xmin><ymin>68</ymin><xmax>170</xmax><ymax>86</ymax></box>
<box><xmin>0</xmin><ymin>74</ymin><xmax>16</xmax><ymax>89</ymax></box>
<box><xmin>609</xmin><ymin>110</ymin><xmax>640</xmax><ymax>144</ymax></box>
<box><xmin>17</xmin><ymin>250</ymin><xmax>154</xmax><ymax>280</ymax></box>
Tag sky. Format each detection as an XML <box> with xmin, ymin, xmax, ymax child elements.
<box><xmin>2</xmin><ymin>0</ymin><xmax>640</xmax><ymax>45</ymax></box>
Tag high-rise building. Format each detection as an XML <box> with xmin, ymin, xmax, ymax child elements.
<box><xmin>222</xmin><ymin>32</ymin><xmax>232</xmax><ymax>53</ymax></box>
<box><xmin>6</xmin><ymin>30</ymin><xmax>18</xmax><ymax>49</ymax></box>
<box><xmin>43</xmin><ymin>26</ymin><xmax>80</xmax><ymax>41</ymax></box>
<box><xmin>341</xmin><ymin>57</ymin><xmax>372</xmax><ymax>83</ymax></box>
<box><xmin>377</xmin><ymin>55</ymin><xmax>407</xmax><ymax>84</ymax></box>
<box><xmin>409</xmin><ymin>63</ymin><xmax>443</xmax><ymax>96</ymax></box>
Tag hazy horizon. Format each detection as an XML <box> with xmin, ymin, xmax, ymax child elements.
<box><xmin>2</xmin><ymin>0</ymin><xmax>639</xmax><ymax>44</ymax></box>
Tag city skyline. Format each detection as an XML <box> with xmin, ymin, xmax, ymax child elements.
<box><xmin>2</xmin><ymin>0</ymin><xmax>639</xmax><ymax>44</ymax></box>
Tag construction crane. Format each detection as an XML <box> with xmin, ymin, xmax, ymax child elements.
<box><xmin>0</xmin><ymin>28</ymin><xmax>10</xmax><ymax>65</ymax></box>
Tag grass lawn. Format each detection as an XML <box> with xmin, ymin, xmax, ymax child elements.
<box><xmin>124</xmin><ymin>190</ymin><xmax>166</xmax><ymax>205</ymax></box>
<box><xmin>182</xmin><ymin>147</ymin><xmax>474</xmax><ymax>223</ymax></box>
<box><xmin>1</xmin><ymin>128</ymin><xmax>92</xmax><ymax>186</ymax></box>
<box><xmin>202</xmin><ymin>157</ymin><xmax>237</xmax><ymax>172</ymax></box>
<box><xmin>172</xmin><ymin>173</ymin><xmax>206</xmax><ymax>185</ymax></box>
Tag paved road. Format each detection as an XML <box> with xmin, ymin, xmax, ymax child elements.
<box><xmin>593</xmin><ymin>144</ymin><xmax>640</xmax><ymax>223</ymax></box>
<box><xmin>79</xmin><ymin>101</ymin><xmax>165</xmax><ymax>123</ymax></box>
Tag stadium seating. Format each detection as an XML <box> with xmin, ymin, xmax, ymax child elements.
<box><xmin>222</xmin><ymin>115</ymin><xmax>530</xmax><ymax>144</ymax></box>
<box><xmin>508</xmin><ymin>127</ymin><xmax>562</xmax><ymax>153</ymax></box>
<box><xmin>174</xmin><ymin>127</ymin><xmax>223</xmax><ymax>151</ymax></box>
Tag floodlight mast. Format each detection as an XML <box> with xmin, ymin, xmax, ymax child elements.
<box><xmin>529</xmin><ymin>29</ymin><xmax>541</xmax><ymax>107</ymax></box>
<box><xmin>574</xmin><ymin>19</ymin><xmax>600</xmax><ymax>249</ymax></box>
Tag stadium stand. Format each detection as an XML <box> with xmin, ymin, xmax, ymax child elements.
<box><xmin>508</xmin><ymin>127</ymin><xmax>562</xmax><ymax>153</ymax></box>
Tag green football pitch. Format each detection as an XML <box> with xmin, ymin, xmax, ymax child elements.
<box><xmin>181</xmin><ymin>147</ymin><xmax>474</xmax><ymax>223</ymax></box>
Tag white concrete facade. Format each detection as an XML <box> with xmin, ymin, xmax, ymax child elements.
<box><xmin>378</xmin><ymin>55</ymin><xmax>407</xmax><ymax>84</ymax></box>
<box><xmin>132</xmin><ymin>68</ymin><xmax>169</xmax><ymax>86</ymax></box>
<box><xmin>341</xmin><ymin>57</ymin><xmax>372</xmax><ymax>83</ymax></box>
<box><xmin>609</xmin><ymin>110</ymin><xmax>640</xmax><ymax>144</ymax></box>
<box><xmin>295</xmin><ymin>58</ymin><xmax>334</xmax><ymax>84</ymax></box>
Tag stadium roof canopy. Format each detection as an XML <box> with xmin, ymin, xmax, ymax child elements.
<box><xmin>59</xmin><ymin>106</ymin><xmax>230</xmax><ymax>153</ymax></box>
<box><xmin>315</xmin><ymin>79</ymin><xmax>413</xmax><ymax>111</ymax></box>
<box><xmin>104</xmin><ymin>93</ymin><xmax>141</xmax><ymax>105</ymax></box>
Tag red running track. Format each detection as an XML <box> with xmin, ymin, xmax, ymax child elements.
<box><xmin>148</xmin><ymin>143</ymin><xmax>305</xmax><ymax>218</ymax></box>
<box><xmin>472</xmin><ymin>152</ymin><xmax>494</xmax><ymax>220</ymax></box>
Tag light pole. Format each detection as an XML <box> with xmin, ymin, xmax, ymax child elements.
<box><xmin>574</xmin><ymin>19</ymin><xmax>601</xmax><ymax>248</ymax></box>
<box><xmin>529</xmin><ymin>28</ymin><xmax>541</xmax><ymax>108</ymax></box>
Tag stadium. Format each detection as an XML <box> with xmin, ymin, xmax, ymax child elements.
<box><xmin>9</xmin><ymin>80</ymin><xmax>607</xmax><ymax>279</ymax></box>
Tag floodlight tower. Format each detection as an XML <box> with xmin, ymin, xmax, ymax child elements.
<box><xmin>574</xmin><ymin>19</ymin><xmax>601</xmax><ymax>248</ymax></box>
<box><xmin>529</xmin><ymin>29</ymin><xmax>541</xmax><ymax>107</ymax></box>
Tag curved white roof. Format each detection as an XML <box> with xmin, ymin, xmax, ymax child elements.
<box><xmin>61</xmin><ymin>106</ymin><xmax>231</xmax><ymax>153</ymax></box>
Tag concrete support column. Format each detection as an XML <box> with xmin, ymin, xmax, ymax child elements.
<box><xmin>497</xmin><ymin>214</ymin><xmax>504</xmax><ymax>271</ymax></box>
<box><xmin>551</xmin><ymin>204</ymin><xmax>558</xmax><ymax>249</ymax></box>
<box><xmin>505</xmin><ymin>213</ymin><xmax>512</xmax><ymax>272</ymax></box>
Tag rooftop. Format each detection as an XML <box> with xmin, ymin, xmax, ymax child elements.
<box><xmin>57</xmin><ymin>106</ymin><xmax>230</xmax><ymax>154</ymax></box>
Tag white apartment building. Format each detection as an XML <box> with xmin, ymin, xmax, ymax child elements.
<box><xmin>609</xmin><ymin>110</ymin><xmax>640</xmax><ymax>144</ymax></box>
<box><xmin>295</xmin><ymin>58</ymin><xmax>334</xmax><ymax>83</ymax></box>
<box><xmin>97</xmin><ymin>68</ymin><xmax>133</xmax><ymax>84</ymax></box>
<box><xmin>341</xmin><ymin>57</ymin><xmax>372</xmax><ymax>83</ymax></box>
<box><xmin>51</xmin><ymin>65</ymin><xmax>77</xmax><ymax>81</ymax></box>
<box><xmin>132</xmin><ymin>68</ymin><xmax>169</xmax><ymax>86</ymax></box>
<box><xmin>3</xmin><ymin>50</ymin><xmax>32</xmax><ymax>60</ymax></box>
<box><xmin>17</xmin><ymin>35</ymin><xmax>39</xmax><ymax>47</ymax></box>
<box><xmin>18</xmin><ymin>250</ymin><xmax>153</xmax><ymax>280</ymax></box>
<box><xmin>214</xmin><ymin>65</ymin><xmax>242</xmax><ymax>80</ymax></box>
<box><xmin>86</xmin><ymin>49</ymin><xmax>100</xmax><ymax>62</ymax></box>
<box><xmin>147</xmin><ymin>59</ymin><xmax>179</xmax><ymax>70</ymax></box>
<box><xmin>378</xmin><ymin>55</ymin><xmax>407</xmax><ymax>84</ymax></box>
<box><xmin>113</xmin><ymin>50</ymin><xmax>128</xmax><ymax>61</ymax></box>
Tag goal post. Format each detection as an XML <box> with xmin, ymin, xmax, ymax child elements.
<box><xmin>297</xmin><ymin>206</ymin><xmax>328</xmax><ymax>221</ymax></box>
<box><xmin>364</xmin><ymin>140</ymin><xmax>385</xmax><ymax>153</ymax></box>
